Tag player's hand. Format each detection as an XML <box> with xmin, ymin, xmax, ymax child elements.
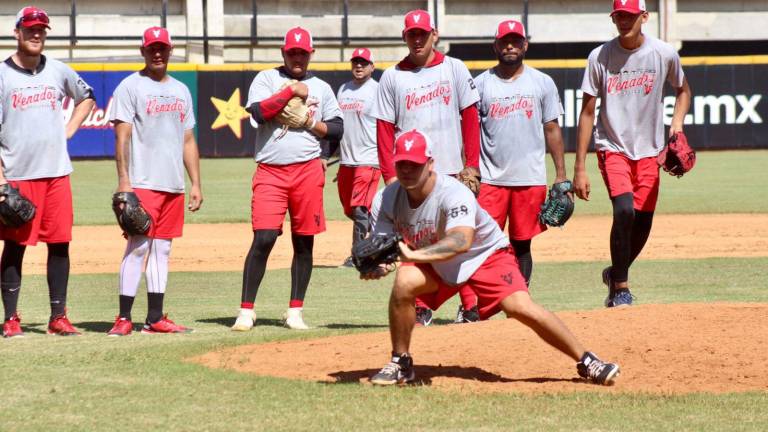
<box><xmin>360</xmin><ymin>263</ymin><xmax>395</xmax><ymax>280</ymax></box>
<box><xmin>669</xmin><ymin>125</ymin><xmax>684</xmax><ymax>138</ymax></box>
<box><xmin>573</xmin><ymin>170</ymin><xmax>590</xmax><ymax>201</ymax></box>
<box><xmin>290</xmin><ymin>82</ymin><xmax>309</xmax><ymax>100</ymax></box>
<box><xmin>320</xmin><ymin>158</ymin><xmax>328</xmax><ymax>172</ymax></box>
<box><xmin>188</xmin><ymin>185</ymin><xmax>203</xmax><ymax>212</ymax></box>
<box><xmin>398</xmin><ymin>241</ymin><xmax>418</xmax><ymax>262</ymax></box>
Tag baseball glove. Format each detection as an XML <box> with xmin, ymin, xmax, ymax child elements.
<box><xmin>0</xmin><ymin>183</ymin><xmax>36</xmax><ymax>228</ymax></box>
<box><xmin>351</xmin><ymin>232</ymin><xmax>403</xmax><ymax>275</ymax></box>
<box><xmin>657</xmin><ymin>131</ymin><xmax>696</xmax><ymax>177</ymax></box>
<box><xmin>275</xmin><ymin>79</ymin><xmax>313</xmax><ymax>130</ymax></box>
<box><xmin>457</xmin><ymin>166</ymin><xmax>481</xmax><ymax>197</ymax></box>
<box><xmin>538</xmin><ymin>180</ymin><xmax>575</xmax><ymax>227</ymax></box>
<box><xmin>111</xmin><ymin>192</ymin><xmax>151</xmax><ymax>236</ymax></box>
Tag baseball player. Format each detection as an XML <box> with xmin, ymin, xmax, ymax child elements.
<box><xmin>107</xmin><ymin>27</ymin><xmax>202</xmax><ymax>336</ymax></box>
<box><xmin>0</xmin><ymin>7</ymin><xmax>95</xmax><ymax>338</ymax></box>
<box><xmin>475</xmin><ymin>20</ymin><xmax>567</xmax><ymax>287</ymax></box>
<box><xmin>372</xmin><ymin>9</ymin><xmax>481</xmax><ymax>325</ymax></box>
<box><xmin>232</xmin><ymin>27</ymin><xmax>343</xmax><ymax>331</ymax></box>
<box><xmin>363</xmin><ymin>129</ymin><xmax>620</xmax><ymax>386</ymax></box>
<box><xmin>574</xmin><ymin>0</ymin><xmax>691</xmax><ymax>307</ymax></box>
<box><xmin>332</xmin><ymin>48</ymin><xmax>380</xmax><ymax>267</ymax></box>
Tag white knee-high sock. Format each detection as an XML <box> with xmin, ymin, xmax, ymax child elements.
<box><xmin>119</xmin><ymin>235</ymin><xmax>151</xmax><ymax>297</ymax></box>
<box><xmin>146</xmin><ymin>239</ymin><xmax>172</xmax><ymax>294</ymax></box>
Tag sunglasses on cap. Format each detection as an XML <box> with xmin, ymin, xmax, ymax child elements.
<box><xmin>17</xmin><ymin>10</ymin><xmax>50</xmax><ymax>27</ymax></box>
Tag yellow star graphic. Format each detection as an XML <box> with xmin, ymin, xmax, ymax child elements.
<box><xmin>210</xmin><ymin>88</ymin><xmax>250</xmax><ymax>139</ymax></box>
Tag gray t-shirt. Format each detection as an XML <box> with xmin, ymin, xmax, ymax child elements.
<box><xmin>371</xmin><ymin>56</ymin><xmax>480</xmax><ymax>175</ymax></box>
<box><xmin>0</xmin><ymin>56</ymin><xmax>92</xmax><ymax>180</ymax></box>
<box><xmin>337</xmin><ymin>78</ymin><xmax>379</xmax><ymax>167</ymax></box>
<box><xmin>476</xmin><ymin>66</ymin><xmax>564</xmax><ymax>186</ymax></box>
<box><xmin>110</xmin><ymin>72</ymin><xmax>196</xmax><ymax>193</ymax></box>
<box><xmin>246</xmin><ymin>68</ymin><xmax>342</xmax><ymax>165</ymax></box>
<box><xmin>581</xmin><ymin>35</ymin><xmax>685</xmax><ymax>160</ymax></box>
<box><xmin>371</xmin><ymin>174</ymin><xmax>509</xmax><ymax>285</ymax></box>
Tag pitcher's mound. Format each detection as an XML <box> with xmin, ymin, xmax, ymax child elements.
<box><xmin>192</xmin><ymin>303</ymin><xmax>768</xmax><ymax>394</ymax></box>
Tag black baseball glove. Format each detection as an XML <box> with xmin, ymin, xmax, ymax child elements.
<box><xmin>351</xmin><ymin>232</ymin><xmax>403</xmax><ymax>275</ymax></box>
<box><xmin>538</xmin><ymin>180</ymin><xmax>575</xmax><ymax>227</ymax></box>
<box><xmin>112</xmin><ymin>192</ymin><xmax>151</xmax><ymax>236</ymax></box>
<box><xmin>0</xmin><ymin>183</ymin><xmax>36</xmax><ymax>228</ymax></box>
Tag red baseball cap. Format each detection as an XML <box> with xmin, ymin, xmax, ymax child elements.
<box><xmin>350</xmin><ymin>47</ymin><xmax>373</xmax><ymax>63</ymax></box>
<box><xmin>403</xmin><ymin>10</ymin><xmax>435</xmax><ymax>33</ymax></box>
<box><xmin>611</xmin><ymin>0</ymin><xmax>647</xmax><ymax>15</ymax></box>
<box><xmin>142</xmin><ymin>26</ymin><xmax>172</xmax><ymax>47</ymax></box>
<box><xmin>393</xmin><ymin>130</ymin><xmax>434</xmax><ymax>165</ymax></box>
<box><xmin>283</xmin><ymin>26</ymin><xmax>314</xmax><ymax>52</ymax></box>
<box><xmin>16</xmin><ymin>6</ymin><xmax>50</xmax><ymax>29</ymax></box>
<box><xmin>495</xmin><ymin>20</ymin><xmax>526</xmax><ymax>39</ymax></box>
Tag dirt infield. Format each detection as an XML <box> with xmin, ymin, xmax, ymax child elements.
<box><xmin>191</xmin><ymin>303</ymin><xmax>768</xmax><ymax>394</ymax></box>
<box><xmin>19</xmin><ymin>213</ymin><xmax>768</xmax><ymax>275</ymax></box>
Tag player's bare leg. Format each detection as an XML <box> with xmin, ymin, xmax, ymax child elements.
<box><xmin>500</xmin><ymin>291</ymin><xmax>620</xmax><ymax>384</ymax></box>
<box><xmin>500</xmin><ymin>291</ymin><xmax>584</xmax><ymax>360</ymax></box>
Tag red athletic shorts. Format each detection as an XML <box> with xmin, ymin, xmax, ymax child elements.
<box><xmin>0</xmin><ymin>176</ymin><xmax>73</xmax><ymax>246</ymax></box>
<box><xmin>405</xmin><ymin>247</ymin><xmax>528</xmax><ymax>320</ymax></box>
<box><xmin>251</xmin><ymin>159</ymin><xmax>326</xmax><ymax>235</ymax></box>
<box><xmin>477</xmin><ymin>184</ymin><xmax>547</xmax><ymax>240</ymax></box>
<box><xmin>336</xmin><ymin>165</ymin><xmax>381</xmax><ymax>218</ymax></box>
<box><xmin>133</xmin><ymin>188</ymin><xmax>185</xmax><ymax>239</ymax></box>
<box><xmin>597</xmin><ymin>150</ymin><xmax>660</xmax><ymax>212</ymax></box>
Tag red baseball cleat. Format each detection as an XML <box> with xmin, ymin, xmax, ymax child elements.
<box><xmin>141</xmin><ymin>315</ymin><xmax>192</xmax><ymax>334</ymax></box>
<box><xmin>3</xmin><ymin>312</ymin><xmax>24</xmax><ymax>338</ymax></box>
<box><xmin>107</xmin><ymin>316</ymin><xmax>133</xmax><ymax>336</ymax></box>
<box><xmin>47</xmin><ymin>314</ymin><xmax>81</xmax><ymax>336</ymax></box>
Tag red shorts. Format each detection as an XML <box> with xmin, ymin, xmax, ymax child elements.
<box><xmin>477</xmin><ymin>184</ymin><xmax>547</xmax><ymax>240</ymax></box>
<box><xmin>336</xmin><ymin>165</ymin><xmax>381</xmax><ymax>218</ymax></box>
<box><xmin>251</xmin><ymin>159</ymin><xmax>326</xmax><ymax>235</ymax></box>
<box><xmin>0</xmin><ymin>176</ymin><xmax>73</xmax><ymax>246</ymax></box>
<box><xmin>408</xmin><ymin>247</ymin><xmax>528</xmax><ymax>320</ymax></box>
<box><xmin>133</xmin><ymin>189</ymin><xmax>185</xmax><ymax>239</ymax></box>
<box><xmin>597</xmin><ymin>150</ymin><xmax>660</xmax><ymax>212</ymax></box>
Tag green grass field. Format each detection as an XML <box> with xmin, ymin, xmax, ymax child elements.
<box><xmin>2</xmin><ymin>150</ymin><xmax>768</xmax><ymax>431</ymax></box>
<box><xmin>71</xmin><ymin>150</ymin><xmax>768</xmax><ymax>225</ymax></box>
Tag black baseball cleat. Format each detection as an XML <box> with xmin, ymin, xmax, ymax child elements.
<box><xmin>415</xmin><ymin>307</ymin><xmax>433</xmax><ymax>327</ymax></box>
<box><xmin>454</xmin><ymin>304</ymin><xmax>480</xmax><ymax>324</ymax></box>
<box><xmin>370</xmin><ymin>353</ymin><xmax>416</xmax><ymax>386</ymax></box>
<box><xmin>577</xmin><ymin>351</ymin><xmax>620</xmax><ymax>385</ymax></box>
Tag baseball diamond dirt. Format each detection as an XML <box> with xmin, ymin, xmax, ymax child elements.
<box><xmin>20</xmin><ymin>212</ymin><xmax>765</xmax><ymax>394</ymax></box>
<box><xmin>19</xmin><ymin>213</ymin><xmax>768</xmax><ymax>275</ymax></box>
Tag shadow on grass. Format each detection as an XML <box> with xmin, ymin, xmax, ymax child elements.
<box><xmin>19</xmin><ymin>323</ymin><xmax>47</xmax><ymax>335</ymax></box>
<box><xmin>196</xmin><ymin>317</ymin><xmax>285</xmax><ymax>328</ymax></box>
<box><xmin>327</xmin><ymin>365</ymin><xmax>576</xmax><ymax>385</ymax></box>
<box><xmin>76</xmin><ymin>320</ymin><xmax>123</xmax><ymax>333</ymax></box>
<box><xmin>322</xmin><ymin>323</ymin><xmax>387</xmax><ymax>329</ymax></box>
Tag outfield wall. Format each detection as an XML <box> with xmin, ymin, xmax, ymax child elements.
<box><xmin>65</xmin><ymin>57</ymin><xmax>768</xmax><ymax>158</ymax></box>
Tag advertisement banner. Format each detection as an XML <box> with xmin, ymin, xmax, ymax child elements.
<box><xmin>66</xmin><ymin>63</ymin><xmax>766</xmax><ymax>158</ymax></box>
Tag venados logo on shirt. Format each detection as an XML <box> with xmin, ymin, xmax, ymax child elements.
<box><xmin>488</xmin><ymin>95</ymin><xmax>536</xmax><ymax>120</ymax></box>
<box><xmin>607</xmin><ymin>70</ymin><xmax>656</xmax><ymax>96</ymax></box>
<box><xmin>405</xmin><ymin>81</ymin><xmax>452</xmax><ymax>110</ymax></box>
<box><xmin>145</xmin><ymin>95</ymin><xmax>187</xmax><ymax>122</ymax></box>
<box><xmin>339</xmin><ymin>98</ymin><xmax>365</xmax><ymax>113</ymax></box>
<box><xmin>11</xmin><ymin>85</ymin><xmax>58</xmax><ymax>111</ymax></box>
<box><xmin>397</xmin><ymin>219</ymin><xmax>438</xmax><ymax>249</ymax></box>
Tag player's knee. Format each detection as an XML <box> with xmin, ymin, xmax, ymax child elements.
<box><xmin>500</xmin><ymin>291</ymin><xmax>535</xmax><ymax>319</ymax></box>
<box><xmin>612</xmin><ymin>193</ymin><xmax>635</xmax><ymax>222</ymax></box>
<box><xmin>392</xmin><ymin>267</ymin><xmax>427</xmax><ymax>300</ymax></box>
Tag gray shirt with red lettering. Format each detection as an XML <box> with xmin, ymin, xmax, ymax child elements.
<box><xmin>247</xmin><ymin>68</ymin><xmax>342</xmax><ymax>165</ymax></box>
<box><xmin>0</xmin><ymin>56</ymin><xmax>92</xmax><ymax>180</ymax></box>
<box><xmin>337</xmin><ymin>78</ymin><xmax>379</xmax><ymax>167</ymax></box>
<box><xmin>581</xmin><ymin>35</ymin><xmax>685</xmax><ymax>159</ymax></box>
<box><xmin>371</xmin><ymin>174</ymin><xmax>509</xmax><ymax>285</ymax></box>
<box><xmin>110</xmin><ymin>72</ymin><xmax>195</xmax><ymax>193</ymax></box>
<box><xmin>476</xmin><ymin>66</ymin><xmax>563</xmax><ymax>186</ymax></box>
<box><xmin>372</xmin><ymin>56</ymin><xmax>480</xmax><ymax>175</ymax></box>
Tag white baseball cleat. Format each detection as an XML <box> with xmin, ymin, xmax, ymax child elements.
<box><xmin>283</xmin><ymin>307</ymin><xmax>310</xmax><ymax>330</ymax></box>
<box><xmin>231</xmin><ymin>308</ymin><xmax>257</xmax><ymax>331</ymax></box>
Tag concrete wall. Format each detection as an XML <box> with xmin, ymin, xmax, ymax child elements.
<box><xmin>0</xmin><ymin>0</ymin><xmax>765</xmax><ymax>62</ymax></box>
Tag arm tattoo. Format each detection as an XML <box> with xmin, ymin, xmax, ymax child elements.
<box><xmin>421</xmin><ymin>231</ymin><xmax>468</xmax><ymax>257</ymax></box>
